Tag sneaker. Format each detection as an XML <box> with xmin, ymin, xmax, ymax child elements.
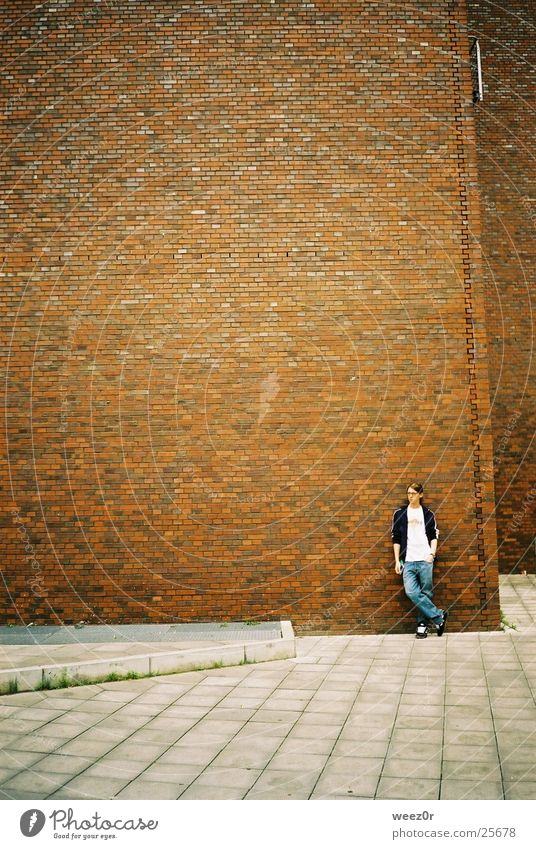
<box><xmin>416</xmin><ymin>623</ymin><xmax>428</xmax><ymax>639</ymax></box>
<box><xmin>436</xmin><ymin>610</ymin><xmax>448</xmax><ymax>637</ymax></box>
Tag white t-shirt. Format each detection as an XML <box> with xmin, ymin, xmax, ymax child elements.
<box><xmin>405</xmin><ymin>505</ymin><xmax>431</xmax><ymax>562</ymax></box>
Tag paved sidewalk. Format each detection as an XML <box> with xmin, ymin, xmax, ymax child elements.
<box><xmin>0</xmin><ymin>575</ymin><xmax>535</xmax><ymax>801</ymax></box>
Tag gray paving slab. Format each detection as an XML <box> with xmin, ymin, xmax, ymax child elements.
<box><xmin>179</xmin><ymin>784</ymin><xmax>246</xmax><ymax>800</ymax></box>
<box><xmin>246</xmin><ymin>769</ymin><xmax>320</xmax><ymax>799</ymax></box>
<box><xmin>311</xmin><ymin>770</ymin><xmax>379</xmax><ymax>799</ymax></box>
<box><xmin>382</xmin><ymin>756</ymin><xmax>442</xmax><ymax>780</ymax></box>
<box><xmin>442</xmin><ymin>761</ymin><xmax>502</xmax><ymax>781</ymax></box>
<box><xmin>277</xmin><ymin>736</ymin><xmax>335</xmax><ymax>756</ymax></box>
<box><xmin>376</xmin><ymin>776</ymin><xmax>440</xmax><ymax>800</ymax></box>
<box><xmin>440</xmin><ymin>779</ymin><xmax>504</xmax><ymax>800</ymax></box>
<box><xmin>442</xmin><ymin>744</ymin><xmax>498</xmax><ymax>763</ymax></box>
<box><xmin>116</xmin><ymin>780</ymin><xmax>183</xmax><ymax>800</ymax></box>
<box><xmin>192</xmin><ymin>766</ymin><xmax>261</xmax><ymax>791</ymax></box>
<box><xmin>504</xmin><ymin>781</ymin><xmax>536</xmax><ymax>800</ymax></box>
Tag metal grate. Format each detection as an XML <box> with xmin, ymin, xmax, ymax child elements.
<box><xmin>0</xmin><ymin>622</ymin><xmax>282</xmax><ymax>645</ymax></box>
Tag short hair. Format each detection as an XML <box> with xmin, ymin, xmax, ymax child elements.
<box><xmin>407</xmin><ymin>482</ymin><xmax>424</xmax><ymax>494</ymax></box>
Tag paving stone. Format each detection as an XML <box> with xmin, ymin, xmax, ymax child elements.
<box><xmin>248</xmin><ymin>709</ymin><xmax>301</xmax><ymax>725</ymax></box>
<box><xmin>0</xmin><ymin>788</ymin><xmax>46</xmax><ymax>800</ymax></box>
<box><xmin>106</xmin><ymin>741</ymin><xmax>169</xmax><ymax>762</ymax></box>
<box><xmin>495</xmin><ymin>718</ymin><xmax>536</xmax><ymax>734</ymax></box>
<box><xmin>504</xmin><ymin>781</ymin><xmax>536</xmax><ymax>800</ymax></box>
<box><xmin>0</xmin><ymin>767</ymin><xmax>24</xmax><ymax>783</ymax></box>
<box><xmin>262</xmin><ymin>698</ymin><xmax>311</xmax><ymax>712</ymax></box>
<box><xmin>179</xmin><ymin>784</ymin><xmax>246</xmax><ymax>799</ymax></box>
<box><xmin>317</xmin><ymin>678</ymin><xmax>365</xmax><ymax>691</ymax></box>
<box><xmin>2</xmin><ymin>772</ymin><xmax>75</xmax><ymax>796</ymax></box>
<box><xmin>442</xmin><ymin>761</ymin><xmax>502</xmax><ymax>781</ymax></box>
<box><xmin>133</xmin><ymin>726</ymin><xmax>193</xmax><ymax>744</ymax></box>
<box><xmin>90</xmin><ymin>687</ymin><xmax>139</xmax><ymax>701</ymax></box>
<box><xmin>339</xmin><ymin>724</ymin><xmax>392</xmax><ymax>742</ymax></box>
<box><xmin>293</xmin><ymin>711</ymin><xmax>348</xmax><ymax>726</ymax></box>
<box><xmin>233</xmin><ymin>721</ymin><xmax>294</xmax><ymax>739</ymax></box>
<box><xmin>11</xmin><ymin>734</ymin><xmax>69</xmax><ymax>754</ymax></box>
<box><xmin>96</xmin><ymin>712</ymin><xmax>152</xmax><ymax>731</ymax></box>
<box><xmin>290</xmin><ymin>722</ymin><xmax>341</xmax><ymax>740</ymax></box>
<box><xmin>175</xmin><ymin>729</ymin><xmax>234</xmax><ymax>747</ymax></box>
<box><xmin>387</xmin><ymin>740</ymin><xmax>442</xmax><ymax>759</ymax></box>
<box><xmin>331</xmin><ymin>739</ymin><xmax>389</xmax><ymax>759</ymax></box>
<box><xmin>443</xmin><ymin>729</ymin><xmax>495</xmax><ymax>746</ymax></box>
<box><xmin>0</xmin><ymin>731</ymin><xmax>24</xmax><ymax>747</ymax></box>
<box><xmin>246</xmin><ymin>769</ymin><xmax>320</xmax><ymax>800</ymax></box>
<box><xmin>137</xmin><ymin>762</ymin><xmax>201</xmax><ymax>785</ymax></box>
<box><xmin>210</xmin><ymin>742</ymin><xmax>280</xmax><ymax>770</ymax></box>
<box><xmin>440</xmin><ymin>779</ymin><xmax>504</xmax><ymax>800</ymax></box>
<box><xmin>134</xmin><ymin>693</ymin><xmax>180</xmax><ymax>706</ymax></box>
<box><xmin>397</xmin><ymin>703</ymin><xmax>443</xmax><ymax>718</ymax></box>
<box><xmin>266</xmin><ymin>752</ymin><xmax>328</xmax><ymax>772</ymax></box>
<box><xmin>12</xmin><ymin>705</ymin><xmax>63</xmax><ymax>723</ymax></box>
<box><xmin>382</xmin><ymin>756</ymin><xmax>441</xmax><ymax>780</ymax></box>
<box><xmin>344</xmin><ymin>710</ymin><xmax>395</xmax><ymax>727</ymax></box>
<box><xmin>156</xmin><ymin>744</ymin><xmax>224</xmax><ymax>766</ymax></box>
<box><xmin>69</xmin><ymin>701</ymin><xmax>118</xmax><ymax>715</ymax></box>
<box><xmin>81</xmin><ymin>759</ymin><xmax>147</xmax><ymax>781</ymax></box>
<box><xmin>53</xmin><ymin>775</ymin><xmax>131</xmax><ymax>798</ymax></box>
<box><xmin>190</xmin><ymin>719</ymin><xmax>247</xmax><ymax>736</ymax></box>
<box><xmin>59</xmin><ymin>711</ymin><xmax>105</xmax><ymax>728</ymax></box>
<box><xmin>4</xmin><ymin>750</ymin><xmax>49</xmax><ymax>774</ymax></box>
<box><xmin>0</xmin><ymin>693</ymin><xmax>45</xmax><ymax>706</ymax></box>
<box><xmin>197</xmin><ymin>707</ymin><xmax>255</xmax><ymax>722</ymax></box>
<box><xmin>110</xmin><ymin>703</ymin><xmax>161</xmax><ymax>718</ymax></box>
<box><xmin>395</xmin><ymin>714</ymin><xmax>443</xmax><ymax>730</ymax></box>
<box><xmin>501</xmin><ymin>761</ymin><xmax>536</xmax><ymax>782</ymax></box>
<box><xmin>277</xmin><ymin>736</ymin><xmax>335</xmax><ymax>756</ymax></box>
<box><xmin>185</xmin><ymin>684</ymin><xmax>235</xmax><ymax>697</ymax></box>
<box><xmin>28</xmin><ymin>753</ymin><xmax>94</xmax><ymax>775</ymax></box>
<box><xmin>376</xmin><ymin>776</ymin><xmax>440</xmax><ymax>800</ymax></box>
<box><xmin>311</xmin><ymin>770</ymin><xmax>379</xmax><ymax>799</ymax></box>
<box><xmin>441</xmin><ymin>744</ymin><xmax>498</xmax><ymax>763</ymax></box>
<box><xmin>216</xmin><ymin>696</ymin><xmax>268</xmax><ymax>710</ymax></box>
<box><xmin>115</xmin><ymin>780</ymin><xmax>182</xmax><ymax>800</ymax></box>
<box><xmin>193</xmin><ymin>766</ymin><xmax>261</xmax><ymax>791</ymax></box>
<box><xmin>0</xmin><ymin>706</ymin><xmax>19</xmax><ymax>718</ymax></box>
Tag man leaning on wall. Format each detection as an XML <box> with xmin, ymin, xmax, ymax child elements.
<box><xmin>392</xmin><ymin>482</ymin><xmax>448</xmax><ymax>639</ymax></box>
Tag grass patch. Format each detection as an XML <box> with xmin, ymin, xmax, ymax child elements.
<box><xmin>500</xmin><ymin>610</ymin><xmax>518</xmax><ymax>631</ymax></box>
<box><xmin>35</xmin><ymin>668</ymin><xmax>138</xmax><ymax>691</ymax></box>
<box><xmin>0</xmin><ymin>678</ymin><xmax>19</xmax><ymax>696</ymax></box>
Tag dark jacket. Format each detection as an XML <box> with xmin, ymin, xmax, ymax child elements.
<box><xmin>391</xmin><ymin>504</ymin><xmax>438</xmax><ymax>563</ymax></box>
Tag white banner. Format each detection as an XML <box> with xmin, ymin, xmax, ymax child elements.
<box><xmin>2</xmin><ymin>799</ymin><xmax>534</xmax><ymax>848</ymax></box>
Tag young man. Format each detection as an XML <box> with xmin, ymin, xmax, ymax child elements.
<box><xmin>392</xmin><ymin>483</ymin><xmax>448</xmax><ymax>638</ymax></box>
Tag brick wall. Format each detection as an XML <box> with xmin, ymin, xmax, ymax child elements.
<box><xmin>1</xmin><ymin>0</ymin><xmax>500</xmax><ymax>631</ymax></box>
<box><xmin>467</xmin><ymin>0</ymin><xmax>536</xmax><ymax>574</ymax></box>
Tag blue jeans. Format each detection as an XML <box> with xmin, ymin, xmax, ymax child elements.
<box><xmin>402</xmin><ymin>560</ymin><xmax>443</xmax><ymax>626</ymax></box>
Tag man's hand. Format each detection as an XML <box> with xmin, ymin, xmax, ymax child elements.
<box><xmin>426</xmin><ymin>553</ymin><xmax>435</xmax><ymax>564</ymax></box>
<box><xmin>395</xmin><ymin>561</ymin><xmax>402</xmax><ymax>575</ymax></box>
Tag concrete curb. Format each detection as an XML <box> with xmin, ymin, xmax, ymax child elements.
<box><xmin>0</xmin><ymin>620</ymin><xmax>296</xmax><ymax>693</ymax></box>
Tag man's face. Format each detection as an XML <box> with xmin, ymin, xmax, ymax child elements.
<box><xmin>407</xmin><ymin>488</ymin><xmax>422</xmax><ymax>506</ymax></box>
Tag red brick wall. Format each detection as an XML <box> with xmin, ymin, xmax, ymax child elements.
<box><xmin>1</xmin><ymin>0</ymin><xmax>500</xmax><ymax>631</ymax></box>
<box><xmin>467</xmin><ymin>0</ymin><xmax>536</xmax><ymax>573</ymax></box>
